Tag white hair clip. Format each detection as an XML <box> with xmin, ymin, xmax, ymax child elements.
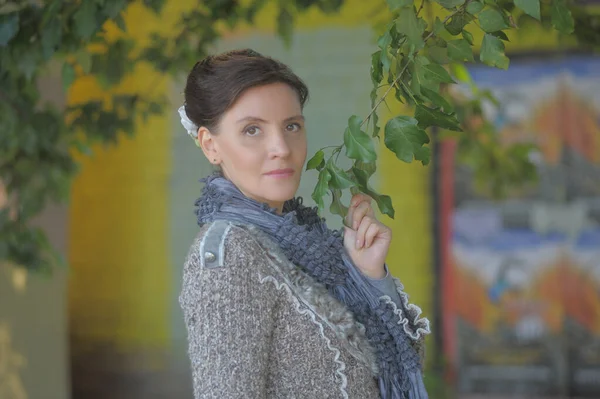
<box><xmin>178</xmin><ymin>105</ymin><xmax>200</xmax><ymax>145</ymax></box>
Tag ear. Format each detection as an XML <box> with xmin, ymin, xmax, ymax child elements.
<box><xmin>197</xmin><ymin>126</ymin><xmax>219</xmax><ymax>164</ymax></box>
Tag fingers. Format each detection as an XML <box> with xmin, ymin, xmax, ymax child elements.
<box><xmin>354</xmin><ymin>215</ymin><xmax>392</xmax><ymax>250</ymax></box>
<box><xmin>356</xmin><ymin>216</ymin><xmax>377</xmax><ymax>249</ymax></box>
<box><xmin>350</xmin><ymin>193</ymin><xmax>371</xmax><ymax>209</ymax></box>
<box><xmin>364</xmin><ymin>222</ymin><xmax>380</xmax><ymax>248</ymax></box>
<box><xmin>347</xmin><ymin>194</ymin><xmax>375</xmax><ymax>230</ymax></box>
<box><xmin>352</xmin><ymin>201</ymin><xmax>372</xmax><ymax>230</ymax></box>
<box><xmin>343</xmin><ymin>225</ymin><xmax>356</xmax><ymax>248</ymax></box>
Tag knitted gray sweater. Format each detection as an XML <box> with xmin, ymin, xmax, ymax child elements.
<box><xmin>179</xmin><ymin>220</ymin><xmax>429</xmax><ymax>398</ymax></box>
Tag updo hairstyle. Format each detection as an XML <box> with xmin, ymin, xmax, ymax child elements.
<box><xmin>183</xmin><ymin>49</ymin><xmax>309</xmax><ymax>133</ymax></box>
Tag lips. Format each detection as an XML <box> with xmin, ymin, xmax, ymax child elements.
<box><xmin>265</xmin><ymin>168</ymin><xmax>294</xmax><ymax>177</ymax></box>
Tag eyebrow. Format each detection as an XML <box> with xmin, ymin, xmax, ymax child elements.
<box><xmin>236</xmin><ymin>115</ymin><xmax>305</xmax><ymax>124</ymax></box>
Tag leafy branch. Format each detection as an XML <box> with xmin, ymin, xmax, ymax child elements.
<box><xmin>308</xmin><ymin>0</ymin><xmax>582</xmax><ymax>221</ymax></box>
<box><xmin>361</xmin><ymin>3</ymin><xmax>463</xmax><ymax>130</ymax></box>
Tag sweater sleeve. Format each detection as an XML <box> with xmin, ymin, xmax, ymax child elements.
<box><xmin>365</xmin><ymin>264</ymin><xmax>403</xmax><ymax>306</ymax></box>
<box><xmin>179</xmin><ymin>225</ymin><xmax>278</xmax><ymax>399</ymax></box>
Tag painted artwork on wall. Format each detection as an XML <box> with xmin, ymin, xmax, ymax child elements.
<box><xmin>440</xmin><ymin>54</ymin><xmax>600</xmax><ymax>396</ymax></box>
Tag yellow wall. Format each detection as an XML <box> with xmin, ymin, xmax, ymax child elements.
<box><xmin>67</xmin><ymin>3</ymin><xmax>188</xmax><ymax>351</ymax></box>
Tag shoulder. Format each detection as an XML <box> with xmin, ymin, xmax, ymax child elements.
<box><xmin>179</xmin><ymin>222</ymin><xmax>283</xmax><ymax>334</ymax></box>
<box><xmin>184</xmin><ymin>220</ymin><xmax>275</xmax><ymax>273</ymax></box>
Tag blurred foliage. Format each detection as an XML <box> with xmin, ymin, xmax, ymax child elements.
<box><xmin>0</xmin><ymin>0</ymin><xmax>597</xmax><ymax>272</ymax></box>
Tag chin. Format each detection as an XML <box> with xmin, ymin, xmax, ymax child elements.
<box><xmin>267</xmin><ymin>190</ymin><xmax>297</xmax><ymax>204</ymax></box>
<box><xmin>264</xmin><ymin>182</ymin><xmax>299</xmax><ymax>203</ymax></box>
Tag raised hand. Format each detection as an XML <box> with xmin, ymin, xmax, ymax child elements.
<box><xmin>343</xmin><ymin>193</ymin><xmax>392</xmax><ymax>279</ymax></box>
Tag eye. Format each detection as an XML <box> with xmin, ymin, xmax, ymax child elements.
<box><xmin>286</xmin><ymin>122</ymin><xmax>302</xmax><ymax>132</ymax></box>
<box><xmin>244</xmin><ymin>125</ymin><xmax>261</xmax><ymax>136</ymax></box>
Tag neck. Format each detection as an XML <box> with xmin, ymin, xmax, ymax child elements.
<box><xmin>221</xmin><ymin>172</ymin><xmax>286</xmax><ymax>214</ymax></box>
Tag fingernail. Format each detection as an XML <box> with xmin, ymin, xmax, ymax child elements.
<box><xmin>353</xmin><ymin>222</ymin><xmax>358</xmax><ymax>230</ymax></box>
<box><xmin>356</xmin><ymin>239</ymin><xmax>361</xmax><ymax>249</ymax></box>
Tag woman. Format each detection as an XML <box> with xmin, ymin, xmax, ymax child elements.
<box><xmin>178</xmin><ymin>49</ymin><xmax>430</xmax><ymax>399</ymax></box>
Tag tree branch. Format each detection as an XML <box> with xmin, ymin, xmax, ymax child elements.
<box><xmin>360</xmin><ymin>5</ymin><xmax>467</xmax><ymax>128</ymax></box>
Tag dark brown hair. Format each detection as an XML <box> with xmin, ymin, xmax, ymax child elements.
<box><xmin>183</xmin><ymin>49</ymin><xmax>309</xmax><ymax>132</ymax></box>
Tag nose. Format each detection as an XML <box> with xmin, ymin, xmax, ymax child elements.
<box><xmin>268</xmin><ymin>131</ymin><xmax>291</xmax><ymax>159</ymax></box>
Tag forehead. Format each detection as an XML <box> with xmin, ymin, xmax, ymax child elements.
<box><xmin>225</xmin><ymin>83</ymin><xmax>302</xmax><ymax>121</ymax></box>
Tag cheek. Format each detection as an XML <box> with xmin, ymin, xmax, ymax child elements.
<box><xmin>224</xmin><ymin>141</ymin><xmax>264</xmax><ymax>170</ymax></box>
<box><xmin>299</xmin><ymin>138</ymin><xmax>308</xmax><ymax>163</ymax></box>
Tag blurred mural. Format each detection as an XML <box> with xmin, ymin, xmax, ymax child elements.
<box><xmin>441</xmin><ymin>55</ymin><xmax>600</xmax><ymax>397</ymax></box>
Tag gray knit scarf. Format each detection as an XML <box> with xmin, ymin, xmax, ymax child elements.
<box><xmin>195</xmin><ymin>173</ymin><xmax>429</xmax><ymax>399</ymax></box>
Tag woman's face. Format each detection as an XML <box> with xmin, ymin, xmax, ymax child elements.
<box><xmin>199</xmin><ymin>82</ymin><xmax>307</xmax><ymax>212</ymax></box>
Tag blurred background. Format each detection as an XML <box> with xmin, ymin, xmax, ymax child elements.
<box><xmin>1</xmin><ymin>0</ymin><xmax>599</xmax><ymax>398</ymax></box>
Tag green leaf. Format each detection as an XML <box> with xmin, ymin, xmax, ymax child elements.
<box><xmin>370</xmin><ymin>88</ymin><xmax>381</xmax><ymax>137</ymax></box>
<box><xmin>462</xmin><ymin>29</ymin><xmax>474</xmax><ymax>45</ymax></box>
<box><xmin>478</xmin><ymin>9</ymin><xmax>509</xmax><ymax>32</ymax></box>
<box><xmin>412</xmin><ymin>56</ymin><xmax>440</xmax><ymax>92</ymax></box>
<box><xmin>433</xmin><ymin>17</ymin><xmax>447</xmax><ymax>35</ymax></box>
<box><xmin>466</xmin><ymin>1</ymin><xmax>484</xmax><ymax>14</ymax></box>
<box><xmin>41</xmin><ymin>0</ymin><xmax>61</xmax><ymax>26</ymax></box>
<box><xmin>330</xmin><ymin>188</ymin><xmax>348</xmax><ymax>218</ymax></box>
<box><xmin>490</xmin><ymin>30</ymin><xmax>510</xmax><ymax>41</ymax></box>
<box><xmin>344</xmin><ymin>115</ymin><xmax>377</xmax><ymax>162</ymax></box>
<box><xmin>386</xmin><ymin>0</ymin><xmax>413</xmax><ymax>11</ymax></box>
<box><xmin>306</xmin><ymin>150</ymin><xmax>325</xmax><ymax>171</ymax></box>
<box><xmin>377</xmin><ymin>30</ymin><xmax>393</xmax><ymax>73</ymax></box>
<box><xmin>434</xmin><ymin>0</ymin><xmax>466</xmax><ymax>9</ymax></box>
<box><xmin>551</xmin><ymin>0</ymin><xmax>574</xmax><ymax>34</ymax></box>
<box><xmin>352</xmin><ymin>168</ymin><xmax>395</xmax><ymax>218</ymax></box>
<box><xmin>415</xmin><ymin>105</ymin><xmax>462</xmax><ymax>131</ymax></box>
<box><xmin>409</xmin><ymin>58</ymin><xmax>422</xmax><ymax>95</ymax></box>
<box><xmin>40</xmin><ymin>17</ymin><xmax>62</xmax><ymax>59</ymax></box>
<box><xmin>447</xmin><ymin>39</ymin><xmax>474</xmax><ymax>61</ymax></box>
<box><xmin>374</xmin><ymin>194</ymin><xmax>394</xmax><ymax>219</ymax></box>
<box><xmin>372</xmin><ymin>111</ymin><xmax>380</xmax><ymax>138</ymax></box>
<box><xmin>396</xmin><ymin>8</ymin><xmax>425</xmax><ymax>50</ymax></box>
<box><xmin>73</xmin><ymin>2</ymin><xmax>99</xmax><ymax>40</ymax></box>
<box><xmin>277</xmin><ymin>7</ymin><xmax>294</xmax><ymax>47</ymax></box>
<box><xmin>427</xmin><ymin>45</ymin><xmax>450</xmax><ymax>65</ymax></box>
<box><xmin>445</xmin><ymin>12</ymin><xmax>473</xmax><ymax>35</ymax></box>
<box><xmin>102</xmin><ymin>0</ymin><xmax>128</xmax><ymax>19</ymax></box>
<box><xmin>480</xmin><ymin>33</ymin><xmax>509</xmax><ymax>69</ymax></box>
<box><xmin>371</xmin><ymin>51</ymin><xmax>383</xmax><ymax>84</ymax></box>
<box><xmin>514</xmin><ymin>0</ymin><xmax>540</xmax><ymax>20</ymax></box>
<box><xmin>420</xmin><ymin>87</ymin><xmax>453</xmax><ymax>112</ymax></box>
<box><xmin>377</xmin><ymin>29</ymin><xmax>392</xmax><ymax>50</ymax></box>
<box><xmin>384</xmin><ymin>116</ymin><xmax>431</xmax><ymax>164</ymax></box>
<box><xmin>423</xmin><ymin>64</ymin><xmax>455</xmax><ymax>84</ymax></box>
<box><xmin>328</xmin><ymin>164</ymin><xmax>356</xmax><ymax>190</ymax></box>
<box><xmin>312</xmin><ymin>168</ymin><xmax>331</xmax><ymax>211</ymax></box>
<box><xmin>62</xmin><ymin>63</ymin><xmax>76</xmax><ymax>91</ymax></box>
<box><xmin>0</xmin><ymin>13</ymin><xmax>19</xmax><ymax>47</ymax></box>
<box><xmin>355</xmin><ymin>161</ymin><xmax>377</xmax><ymax>178</ymax></box>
